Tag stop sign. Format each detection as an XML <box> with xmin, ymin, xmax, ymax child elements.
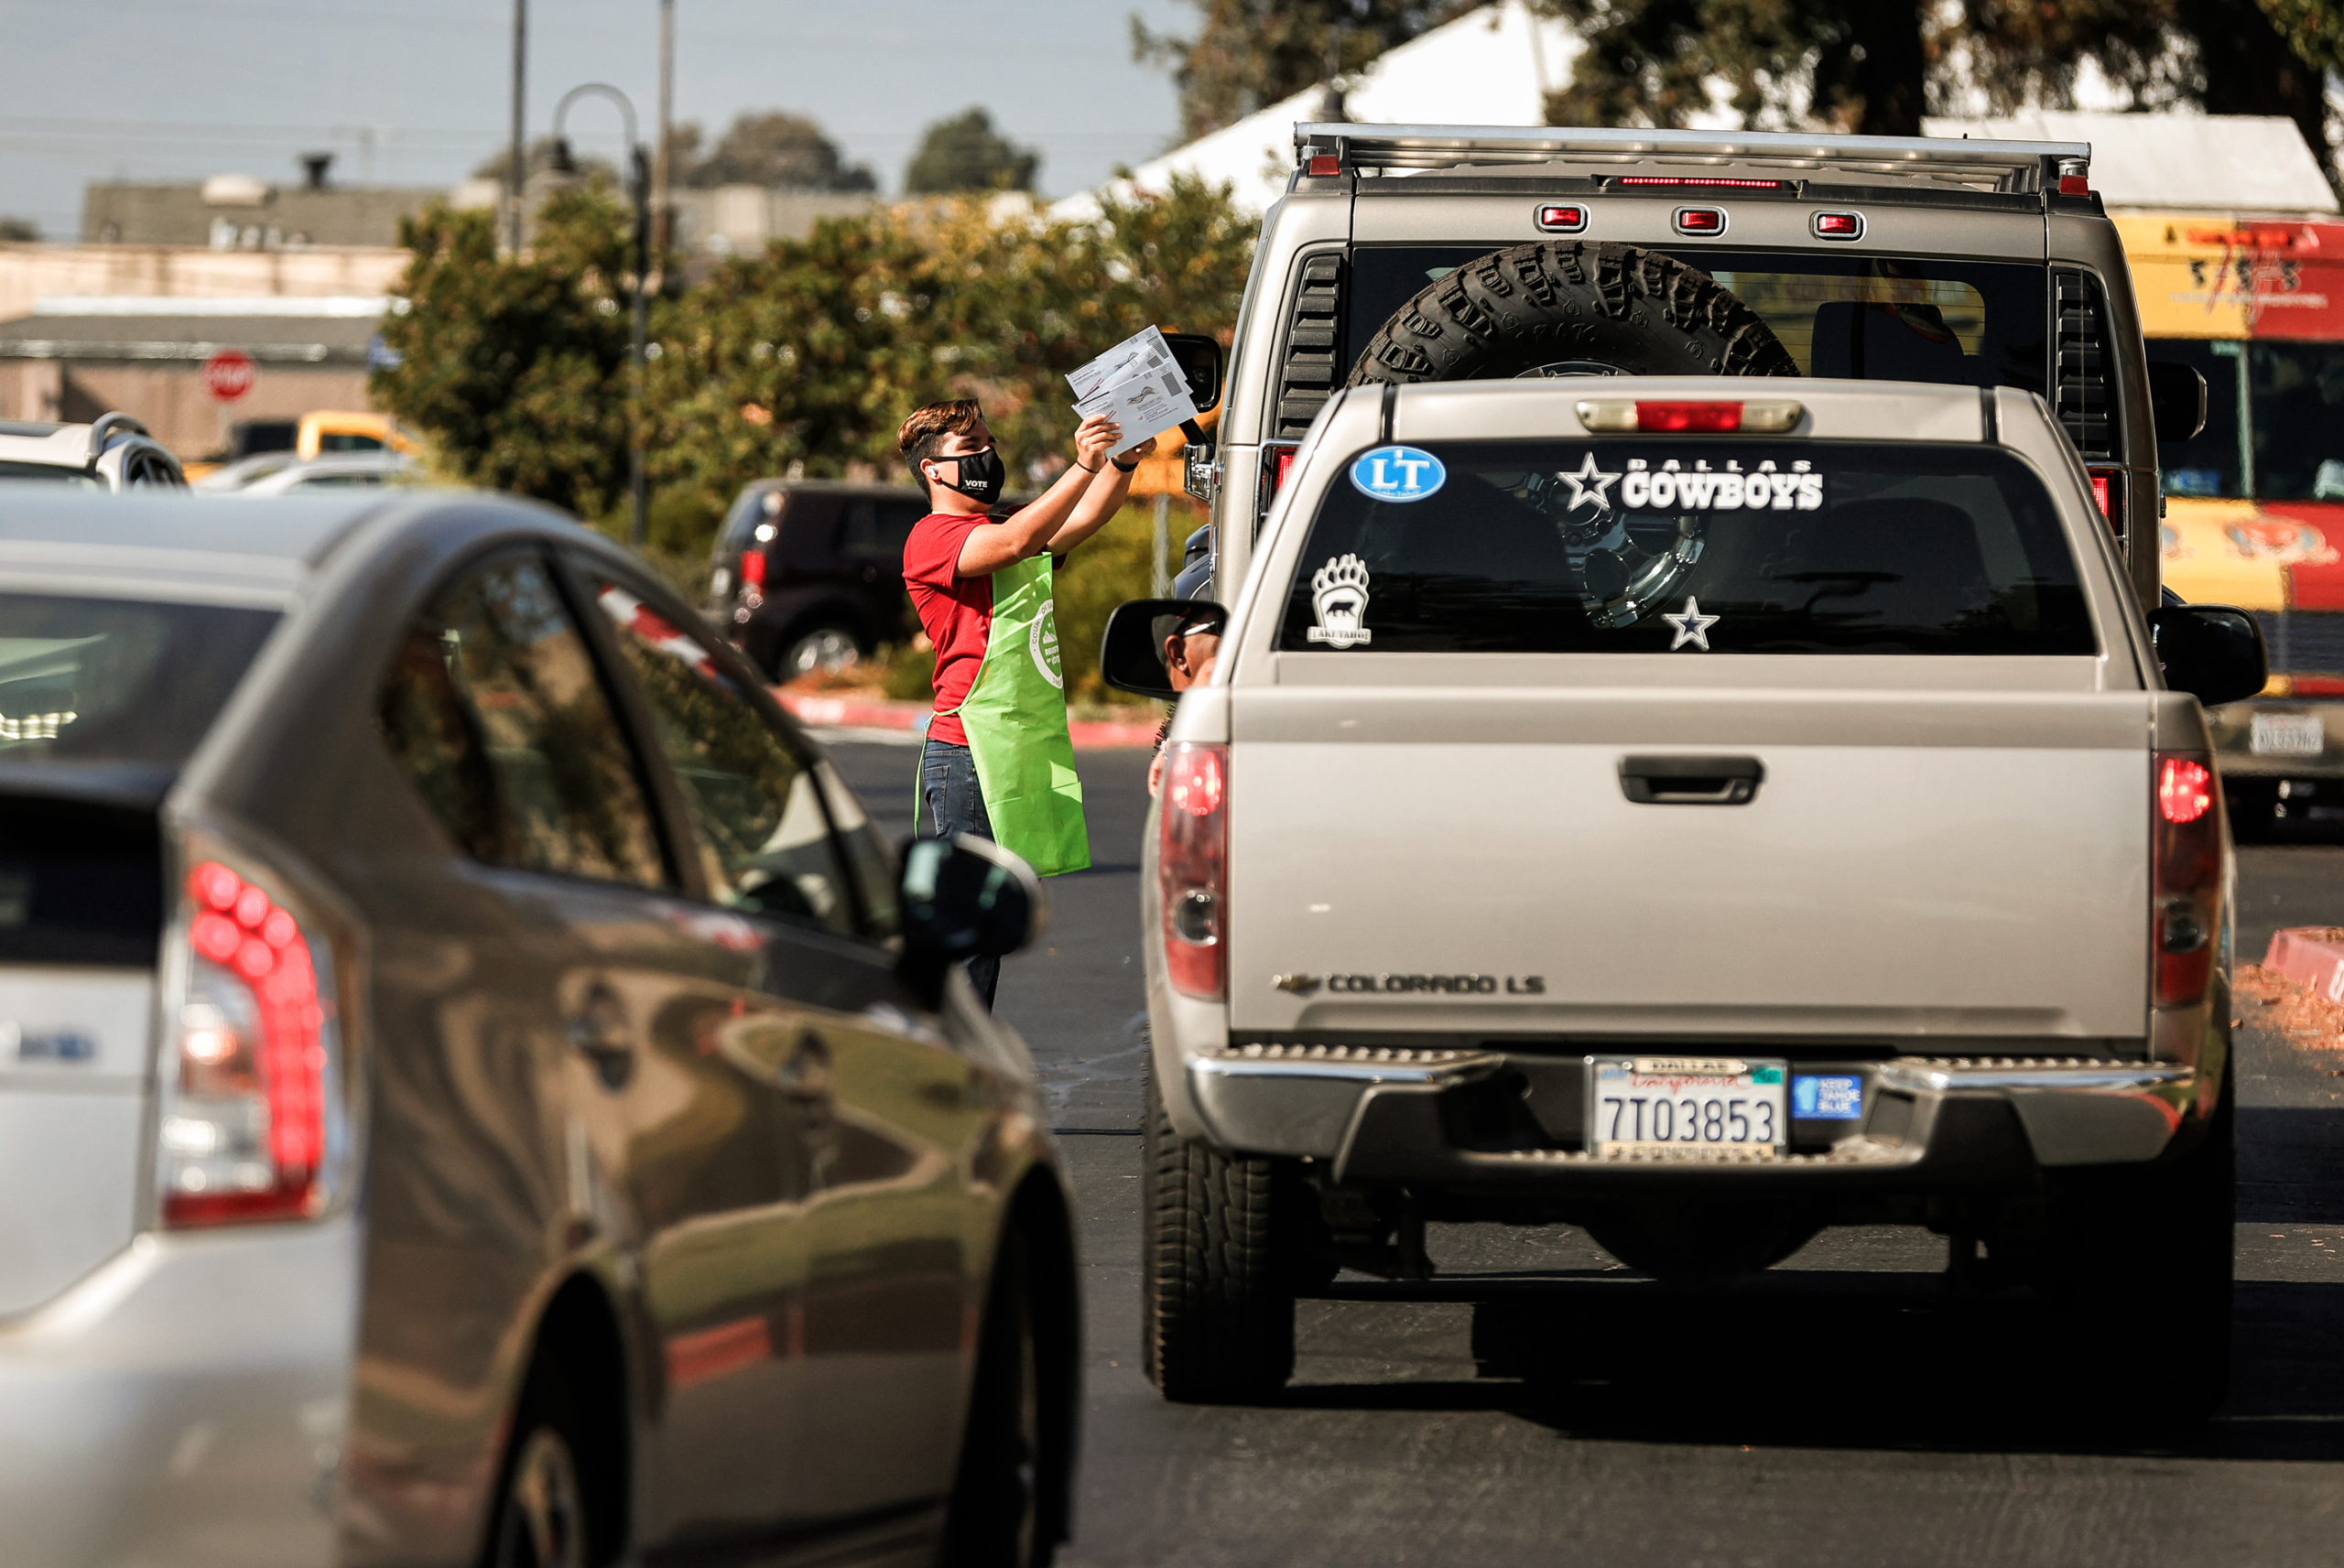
<box><xmin>202</xmin><ymin>349</ymin><xmax>255</xmax><ymax>402</ymax></box>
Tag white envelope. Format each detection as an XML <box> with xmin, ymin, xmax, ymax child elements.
<box><xmin>1067</xmin><ymin>325</ymin><xmax>1177</xmax><ymax>402</ymax></box>
<box><xmin>1076</xmin><ymin>361</ymin><xmax>1199</xmax><ymax>456</ymax></box>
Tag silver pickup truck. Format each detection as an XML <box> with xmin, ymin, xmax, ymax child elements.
<box><xmin>1109</xmin><ymin>375</ymin><xmax>2266</xmax><ymax>1418</ymax></box>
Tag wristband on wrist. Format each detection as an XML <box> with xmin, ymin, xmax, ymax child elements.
<box><xmin>1112</xmin><ymin>455</ymin><xmax>1139</xmax><ymax>473</ymax></box>
<box><xmin>1074</xmin><ymin>460</ymin><xmax>1101</xmax><ymax>473</ymax></box>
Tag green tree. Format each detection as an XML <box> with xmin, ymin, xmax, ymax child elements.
<box><xmin>902</xmin><ymin>108</ymin><xmax>1040</xmax><ymax>194</ymax></box>
<box><xmin>0</xmin><ymin>217</ymin><xmax>38</xmax><ymax>242</ymax></box>
<box><xmin>678</xmin><ymin>110</ymin><xmax>876</xmax><ymax>191</ymax></box>
<box><xmin>370</xmin><ymin>189</ymin><xmax>646</xmax><ymax>520</ymax></box>
<box><xmin>2260</xmin><ymin>0</ymin><xmax>2344</xmax><ymax>67</ymax></box>
<box><xmin>1133</xmin><ymin>0</ymin><xmax>1481</xmax><ymax>141</ymax></box>
<box><xmin>472</xmin><ymin>136</ymin><xmax>615</xmax><ymax>183</ymax></box>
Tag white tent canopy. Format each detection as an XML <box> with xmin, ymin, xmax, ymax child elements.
<box><xmin>1923</xmin><ymin>113</ymin><xmax>2338</xmax><ymax>214</ymax></box>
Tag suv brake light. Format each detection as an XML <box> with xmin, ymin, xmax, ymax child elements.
<box><xmin>1257</xmin><ymin>442</ymin><xmax>1300</xmax><ymax>521</ymax></box>
<box><xmin>1578</xmin><ymin>399</ymin><xmax>1803</xmax><ymax>434</ymax></box>
<box><xmin>159</xmin><ymin>848</ymin><xmax>347</xmax><ymax>1227</ymax></box>
<box><xmin>2153</xmin><ymin>752</ymin><xmax>2220</xmax><ymax>1008</ymax></box>
<box><xmin>2087</xmin><ymin>464</ymin><xmax>2125</xmax><ymax>524</ymax></box>
<box><xmin>1616</xmin><ymin>176</ymin><xmax>1787</xmax><ymax>190</ymax></box>
<box><xmin>1159</xmin><ymin>743</ymin><xmax>1228</xmax><ymax>1000</ymax></box>
<box><xmin>738</xmin><ymin>548</ymin><xmax>766</xmax><ymax>589</ymax></box>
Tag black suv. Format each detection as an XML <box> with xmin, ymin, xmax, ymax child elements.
<box><xmin>707</xmin><ymin>480</ymin><xmax>933</xmax><ymax>680</ymax></box>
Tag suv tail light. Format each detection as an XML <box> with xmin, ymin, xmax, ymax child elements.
<box><xmin>2153</xmin><ymin>752</ymin><xmax>2220</xmax><ymax>1008</ymax></box>
<box><xmin>1159</xmin><ymin>743</ymin><xmax>1228</xmax><ymax>1000</ymax></box>
<box><xmin>1257</xmin><ymin>441</ymin><xmax>1300</xmax><ymax>522</ymax></box>
<box><xmin>2087</xmin><ymin>464</ymin><xmax>2125</xmax><ymax>524</ymax></box>
<box><xmin>738</xmin><ymin>548</ymin><xmax>767</xmax><ymax>589</ymax></box>
<box><xmin>159</xmin><ymin>842</ymin><xmax>349</xmax><ymax>1227</ymax></box>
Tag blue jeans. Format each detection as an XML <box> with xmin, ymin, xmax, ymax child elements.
<box><xmin>917</xmin><ymin>738</ymin><xmax>1000</xmax><ymax>1009</ymax></box>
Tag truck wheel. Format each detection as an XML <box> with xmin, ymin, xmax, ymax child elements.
<box><xmin>1346</xmin><ymin>240</ymin><xmax>1798</xmax><ymax>387</ymax></box>
<box><xmin>1143</xmin><ymin>1056</ymin><xmax>1297</xmax><ymax>1403</ymax></box>
<box><xmin>2038</xmin><ymin>1068</ymin><xmax>2235</xmax><ymax>1424</ymax></box>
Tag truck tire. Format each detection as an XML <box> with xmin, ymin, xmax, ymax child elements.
<box><xmin>1346</xmin><ymin>240</ymin><xmax>1798</xmax><ymax>387</ymax></box>
<box><xmin>2038</xmin><ymin>1065</ymin><xmax>2235</xmax><ymax>1424</ymax></box>
<box><xmin>1142</xmin><ymin>1056</ymin><xmax>1297</xmax><ymax>1403</ymax></box>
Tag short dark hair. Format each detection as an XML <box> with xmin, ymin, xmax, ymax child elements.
<box><xmin>897</xmin><ymin>399</ymin><xmax>984</xmax><ymax>481</ymax></box>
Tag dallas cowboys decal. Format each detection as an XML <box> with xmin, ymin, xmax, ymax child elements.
<box><xmin>1618</xmin><ymin>457</ymin><xmax>1824</xmax><ymax>512</ymax></box>
<box><xmin>1662</xmin><ymin>596</ymin><xmax>1720</xmax><ymax>651</ymax></box>
<box><xmin>1557</xmin><ymin>451</ymin><xmax>1621</xmax><ymax>510</ymax></box>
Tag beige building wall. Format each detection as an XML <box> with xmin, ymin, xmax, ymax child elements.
<box><xmin>0</xmin><ymin>363</ymin><xmax>373</xmax><ymax>457</ymax></box>
<box><xmin>0</xmin><ymin>243</ymin><xmax>408</xmax><ymax>321</ymax></box>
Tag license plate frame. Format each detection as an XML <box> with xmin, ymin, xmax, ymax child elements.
<box><xmin>1586</xmin><ymin>1055</ymin><xmax>1789</xmax><ymax>1159</ymax></box>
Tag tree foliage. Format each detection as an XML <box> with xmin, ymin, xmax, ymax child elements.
<box><xmin>373</xmin><ymin>174</ymin><xmax>1254</xmax><ymax>555</ymax></box>
<box><xmin>1132</xmin><ymin>0</ymin><xmax>1481</xmax><ymax>141</ymax></box>
<box><xmin>674</xmin><ymin>111</ymin><xmax>877</xmax><ymax>191</ymax></box>
<box><xmin>902</xmin><ymin>109</ymin><xmax>1041</xmax><ymax>194</ymax></box>
<box><xmin>1532</xmin><ymin>0</ymin><xmax>2335</xmax><ymax>172</ymax></box>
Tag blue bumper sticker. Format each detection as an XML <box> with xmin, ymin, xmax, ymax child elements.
<box><xmin>1793</xmin><ymin>1074</ymin><xmax>1863</xmax><ymax>1120</ymax></box>
<box><xmin>1350</xmin><ymin>445</ymin><xmax>1446</xmax><ymax>502</ymax></box>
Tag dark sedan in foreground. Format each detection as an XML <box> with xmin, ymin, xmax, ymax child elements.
<box><xmin>0</xmin><ymin>492</ymin><xmax>1078</xmax><ymax>1568</ymax></box>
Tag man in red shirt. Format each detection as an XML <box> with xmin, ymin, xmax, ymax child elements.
<box><xmin>899</xmin><ymin>396</ymin><xmax>1153</xmax><ymax>1006</ymax></box>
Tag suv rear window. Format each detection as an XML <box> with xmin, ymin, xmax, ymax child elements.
<box><xmin>0</xmin><ymin>593</ymin><xmax>280</xmax><ymax>764</ymax></box>
<box><xmin>1277</xmin><ymin>440</ymin><xmax>2095</xmax><ymax>655</ymax></box>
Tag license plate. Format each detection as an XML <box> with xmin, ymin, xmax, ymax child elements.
<box><xmin>2252</xmin><ymin>712</ymin><xmax>2324</xmax><ymax>756</ymax></box>
<box><xmin>1588</xmin><ymin>1056</ymin><xmax>1787</xmax><ymax>1158</ymax></box>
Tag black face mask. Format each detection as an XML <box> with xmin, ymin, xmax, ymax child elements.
<box><xmin>930</xmin><ymin>446</ymin><xmax>1004</xmax><ymax>504</ymax></box>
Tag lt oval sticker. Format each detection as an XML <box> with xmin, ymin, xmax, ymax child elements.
<box><xmin>1350</xmin><ymin>445</ymin><xmax>1446</xmax><ymax>503</ymax></box>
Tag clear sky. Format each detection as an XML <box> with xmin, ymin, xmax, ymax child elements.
<box><xmin>0</xmin><ymin>0</ymin><xmax>1195</xmax><ymax>237</ymax></box>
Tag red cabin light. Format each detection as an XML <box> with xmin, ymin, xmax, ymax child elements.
<box><xmin>1616</xmin><ymin>176</ymin><xmax>1786</xmax><ymax>190</ymax></box>
<box><xmin>1306</xmin><ymin>154</ymin><xmax>1342</xmax><ymax>177</ymax></box>
<box><xmin>1812</xmin><ymin>211</ymin><xmax>1863</xmax><ymax>239</ymax></box>
<box><xmin>1536</xmin><ymin>203</ymin><xmax>1587</xmax><ymax>232</ymax></box>
<box><xmin>1673</xmin><ymin>206</ymin><xmax>1727</xmax><ymax>235</ymax></box>
<box><xmin>1636</xmin><ymin>401</ymin><xmax>1743</xmax><ymax>433</ymax></box>
<box><xmin>2159</xmin><ymin>757</ymin><xmax>2214</xmax><ymax>824</ymax></box>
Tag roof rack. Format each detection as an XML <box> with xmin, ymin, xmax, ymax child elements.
<box><xmin>1292</xmin><ymin>123</ymin><xmax>2089</xmax><ymax>194</ymax></box>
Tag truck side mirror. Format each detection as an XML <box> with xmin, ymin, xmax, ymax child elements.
<box><xmin>1161</xmin><ymin>332</ymin><xmax>1225</xmax><ymax>413</ymax></box>
<box><xmin>2149</xmin><ymin>603</ymin><xmax>2267</xmax><ymax>708</ymax></box>
<box><xmin>1101</xmin><ymin>597</ymin><xmax>1230</xmax><ymax>700</ymax></box>
<box><xmin>2148</xmin><ymin>361</ymin><xmax>2208</xmax><ymax>444</ymax></box>
<box><xmin>896</xmin><ymin>834</ymin><xmax>1046</xmax><ymax>1009</ymax></box>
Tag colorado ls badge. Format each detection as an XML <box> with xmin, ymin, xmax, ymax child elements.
<box><xmin>1350</xmin><ymin>445</ymin><xmax>1446</xmax><ymax>503</ymax></box>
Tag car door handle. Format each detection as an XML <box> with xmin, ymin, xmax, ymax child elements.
<box><xmin>1619</xmin><ymin>754</ymin><xmax>1764</xmax><ymax>806</ymax></box>
<box><xmin>566</xmin><ymin>985</ymin><xmax>635</xmax><ymax>1089</ymax></box>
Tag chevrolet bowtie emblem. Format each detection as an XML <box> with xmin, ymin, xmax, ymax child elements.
<box><xmin>1273</xmin><ymin>974</ymin><xmax>1323</xmax><ymax>996</ymax></box>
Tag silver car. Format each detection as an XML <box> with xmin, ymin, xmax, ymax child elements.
<box><xmin>0</xmin><ymin>492</ymin><xmax>1079</xmax><ymax>1567</ymax></box>
<box><xmin>0</xmin><ymin>414</ymin><xmax>186</xmax><ymax>490</ymax></box>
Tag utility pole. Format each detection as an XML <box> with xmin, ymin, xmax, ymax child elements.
<box><xmin>655</xmin><ymin>0</ymin><xmax>674</xmax><ymax>255</ymax></box>
<box><xmin>507</xmin><ymin>0</ymin><xmax>526</xmax><ymax>254</ymax></box>
<box><xmin>551</xmin><ymin>83</ymin><xmax>651</xmax><ymax>546</ymax></box>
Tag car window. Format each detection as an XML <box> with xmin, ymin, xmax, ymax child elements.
<box><xmin>1279</xmin><ymin>439</ymin><xmax>2095</xmax><ymax>655</ymax></box>
<box><xmin>0</xmin><ymin>592</ymin><xmax>278</xmax><ymax>766</ymax></box>
<box><xmin>0</xmin><ymin>462</ymin><xmax>100</xmax><ymax>487</ymax></box>
<box><xmin>841</xmin><ymin>496</ymin><xmax>925</xmax><ymax>561</ymax></box>
<box><xmin>584</xmin><ymin>572</ymin><xmax>861</xmax><ymax>937</ymax></box>
<box><xmin>378</xmin><ymin>551</ymin><xmax>667</xmax><ymax>887</ymax></box>
<box><xmin>812</xmin><ymin>757</ymin><xmax>900</xmax><ymax>941</ymax></box>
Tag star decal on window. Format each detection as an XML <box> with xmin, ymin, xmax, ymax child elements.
<box><xmin>1557</xmin><ymin>450</ymin><xmax>1622</xmax><ymax>510</ymax></box>
<box><xmin>1662</xmin><ymin>596</ymin><xmax>1720</xmax><ymax>651</ymax></box>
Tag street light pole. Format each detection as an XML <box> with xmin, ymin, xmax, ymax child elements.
<box><xmin>507</xmin><ymin>0</ymin><xmax>526</xmax><ymax>254</ymax></box>
<box><xmin>552</xmin><ymin>83</ymin><xmax>651</xmax><ymax>548</ymax></box>
<box><xmin>655</xmin><ymin>0</ymin><xmax>674</xmax><ymax>255</ymax></box>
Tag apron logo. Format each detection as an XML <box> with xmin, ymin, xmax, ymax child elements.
<box><xmin>1030</xmin><ymin>600</ymin><xmax>1063</xmax><ymax>688</ymax></box>
<box><xmin>1308</xmin><ymin>553</ymin><xmax>1373</xmax><ymax>648</ymax></box>
<box><xmin>1349</xmin><ymin>444</ymin><xmax>1446</xmax><ymax>503</ymax></box>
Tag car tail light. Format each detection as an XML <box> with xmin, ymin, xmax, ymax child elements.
<box><xmin>1536</xmin><ymin>203</ymin><xmax>1588</xmax><ymax>232</ymax></box>
<box><xmin>1617</xmin><ymin>177</ymin><xmax>1787</xmax><ymax>190</ymax></box>
<box><xmin>739</xmin><ymin>549</ymin><xmax>766</xmax><ymax>589</ymax></box>
<box><xmin>2153</xmin><ymin>752</ymin><xmax>2220</xmax><ymax>1008</ymax></box>
<box><xmin>1673</xmin><ymin>206</ymin><xmax>1727</xmax><ymax>235</ymax></box>
<box><xmin>2087</xmin><ymin>464</ymin><xmax>2125</xmax><ymax>524</ymax></box>
<box><xmin>1159</xmin><ymin>743</ymin><xmax>1228</xmax><ymax>1000</ymax></box>
<box><xmin>1577</xmin><ymin>399</ymin><xmax>1803</xmax><ymax>434</ymax></box>
<box><xmin>159</xmin><ymin>846</ymin><xmax>348</xmax><ymax>1227</ymax></box>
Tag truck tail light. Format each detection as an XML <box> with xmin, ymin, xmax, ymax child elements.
<box><xmin>1578</xmin><ymin>399</ymin><xmax>1804</xmax><ymax>434</ymax></box>
<box><xmin>2153</xmin><ymin>752</ymin><xmax>2220</xmax><ymax>1008</ymax></box>
<box><xmin>159</xmin><ymin>844</ymin><xmax>349</xmax><ymax>1227</ymax></box>
<box><xmin>1159</xmin><ymin>743</ymin><xmax>1228</xmax><ymax>1000</ymax></box>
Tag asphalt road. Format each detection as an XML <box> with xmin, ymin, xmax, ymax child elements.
<box><xmin>826</xmin><ymin>738</ymin><xmax>2344</xmax><ymax>1568</ymax></box>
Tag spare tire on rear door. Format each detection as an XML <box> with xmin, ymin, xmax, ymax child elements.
<box><xmin>1346</xmin><ymin>240</ymin><xmax>1799</xmax><ymax>387</ymax></box>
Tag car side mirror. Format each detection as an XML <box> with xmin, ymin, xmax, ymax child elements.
<box><xmin>1101</xmin><ymin>597</ymin><xmax>1229</xmax><ymax>700</ymax></box>
<box><xmin>2148</xmin><ymin>361</ymin><xmax>2208</xmax><ymax>444</ymax></box>
<box><xmin>896</xmin><ymin>834</ymin><xmax>1047</xmax><ymax>1010</ymax></box>
<box><xmin>1161</xmin><ymin>332</ymin><xmax>1224</xmax><ymax>413</ymax></box>
<box><xmin>2149</xmin><ymin>603</ymin><xmax>2267</xmax><ymax>708</ymax></box>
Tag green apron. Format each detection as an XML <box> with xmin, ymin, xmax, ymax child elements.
<box><xmin>927</xmin><ymin>554</ymin><xmax>1090</xmax><ymax>876</ymax></box>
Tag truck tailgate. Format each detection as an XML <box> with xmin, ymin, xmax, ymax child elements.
<box><xmin>1225</xmin><ymin>687</ymin><xmax>2152</xmax><ymax>1043</ymax></box>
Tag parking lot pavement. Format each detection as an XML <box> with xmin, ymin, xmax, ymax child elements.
<box><xmin>820</xmin><ymin>740</ymin><xmax>2344</xmax><ymax>1568</ymax></box>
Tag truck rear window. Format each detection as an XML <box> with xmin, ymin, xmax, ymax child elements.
<box><xmin>1276</xmin><ymin>440</ymin><xmax>2095</xmax><ymax>655</ymax></box>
